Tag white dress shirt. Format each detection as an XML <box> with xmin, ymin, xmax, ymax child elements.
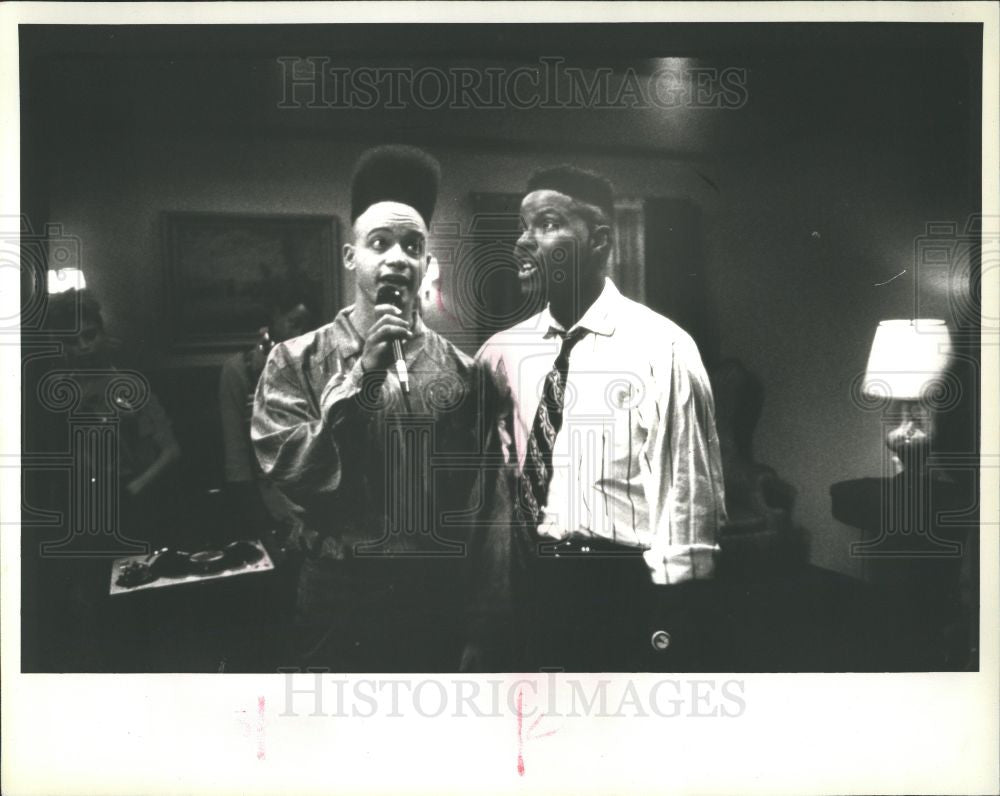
<box><xmin>477</xmin><ymin>278</ymin><xmax>726</xmax><ymax>585</ymax></box>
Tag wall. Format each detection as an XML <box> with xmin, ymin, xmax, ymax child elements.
<box><xmin>707</xmin><ymin>132</ymin><xmax>978</xmax><ymax>576</ymax></box>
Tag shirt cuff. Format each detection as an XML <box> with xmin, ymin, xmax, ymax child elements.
<box><xmin>643</xmin><ymin>543</ymin><xmax>719</xmax><ymax>585</ymax></box>
<box><xmin>535</xmin><ymin>514</ymin><xmax>567</xmax><ymax>541</ymax></box>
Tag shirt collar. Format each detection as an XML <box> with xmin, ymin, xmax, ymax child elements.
<box><xmin>543</xmin><ymin>277</ymin><xmax>620</xmax><ymax>339</ymax></box>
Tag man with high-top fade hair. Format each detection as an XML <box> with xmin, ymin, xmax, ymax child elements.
<box><xmin>253</xmin><ymin>146</ymin><xmax>516</xmax><ymax>672</ymax></box>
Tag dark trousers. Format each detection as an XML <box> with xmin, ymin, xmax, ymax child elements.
<box><xmin>523</xmin><ymin>540</ymin><xmax>715</xmax><ymax>672</ymax></box>
<box><xmin>292</xmin><ymin>556</ymin><xmax>464</xmax><ymax>673</ymax></box>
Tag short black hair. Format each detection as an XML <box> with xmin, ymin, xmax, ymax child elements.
<box><xmin>526</xmin><ymin>164</ymin><xmax>615</xmax><ymax>224</ymax></box>
<box><xmin>351</xmin><ymin>145</ymin><xmax>441</xmax><ymax>227</ymax></box>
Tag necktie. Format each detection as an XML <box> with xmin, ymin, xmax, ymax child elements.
<box><xmin>518</xmin><ymin>329</ymin><xmax>586</xmax><ymax>527</ymax></box>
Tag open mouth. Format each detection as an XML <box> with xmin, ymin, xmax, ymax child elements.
<box><xmin>378</xmin><ymin>273</ymin><xmax>412</xmax><ymax>289</ymax></box>
<box><xmin>517</xmin><ymin>259</ymin><xmax>540</xmax><ymax>281</ymax></box>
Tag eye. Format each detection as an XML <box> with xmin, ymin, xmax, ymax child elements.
<box><xmin>400</xmin><ymin>234</ymin><xmax>425</xmax><ymax>256</ymax></box>
<box><xmin>539</xmin><ymin>216</ymin><xmax>560</xmax><ymax>232</ymax></box>
<box><xmin>369</xmin><ymin>235</ymin><xmax>388</xmax><ymax>251</ymax></box>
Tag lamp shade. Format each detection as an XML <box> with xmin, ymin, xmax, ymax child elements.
<box><xmin>862</xmin><ymin>319</ymin><xmax>952</xmax><ymax>401</ymax></box>
<box><xmin>47</xmin><ymin>267</ymin><xmax>87</xmax><ymax>294</ymax></box>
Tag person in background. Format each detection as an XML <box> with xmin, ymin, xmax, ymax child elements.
<box><xmin>218</xmin><ymin>282</ymin><xmax>317</xmax><ymax>542</ymax></box>
<box><xmin>47</xmin><ymin>288</ymin><xmax>182</xmax><ymax>543</ymax></box>
<box><xmin>476</xmin><ymin>165</ymin><xmax>727</xmax><ymax>671</ymax></box>
<box><xmin>33</xmin><ymin>288</ymin><xmax>182</xmax><ymax>670</ymax></box>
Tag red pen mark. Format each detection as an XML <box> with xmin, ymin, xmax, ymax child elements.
<box><xmin>527</xmin><ymin>712</ymin><xmax>559</xmax><ymax>740</ymax></box>
<box><xmin>515</xmin><ymin>685</ymin><xmax>563</xmax><ymax>776</ymax></box>
<box><xmin>235</xmin><ymin>697</ymin><xmax>267</xmax><ymax>761</ymax></box>
<box><xmin>516</xmin><ymin>688</ymin><xmax>525</xmax><ymax>776</ymax></box>
<box><xmin>256</xmin><ymin>696</ymin><xmax>266</xmax><ymax>760</ymax></box>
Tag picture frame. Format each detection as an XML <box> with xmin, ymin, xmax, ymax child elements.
<box><xmin>162</xmin><ymin>212</ymin><xmax>339</xmax><ymax>353</ymax></box>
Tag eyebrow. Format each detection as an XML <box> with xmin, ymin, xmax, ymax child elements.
<box><xmin>525</xmin><ymin>206</ymin><xmax>565</xmax><ymax>220</ymax></box>
<box><xmin>366</xmin><ymin>226</ymin><xmax>425</xmax><ymax>236</ymax></box>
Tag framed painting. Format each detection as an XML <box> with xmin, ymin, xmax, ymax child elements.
<box><xmin>163</xmin><ymin>212</ymin><xmax>339</xmax><ymax>352</ymax></box>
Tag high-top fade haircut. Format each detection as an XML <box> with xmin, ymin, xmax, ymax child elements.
<box><xmin>526</xmin><ymin>164</ymin><xmax>615</xmax><ymax>227</ymax></box>
<box><xmin>350</xmin><ymin>145</ymin><xmax>442</xmax><ymax>229</ymax></box>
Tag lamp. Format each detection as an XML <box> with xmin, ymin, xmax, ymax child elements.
<box><xmin>47</xmin><ymin>267</ymin><xmax>87</xmax><ymax>294</ymax></box>
<box><xmin>844</xmin><ymin>319</ymin><xmax>971</xmax><ymax>666</ymax></box>
<box><xmin>862</xmin><ymin>319</ymin><xmax>952</xmax><ymax>477</ymax></box>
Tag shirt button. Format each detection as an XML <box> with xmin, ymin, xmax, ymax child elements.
<box><xmin>650</xmin><ymin>630</ymin><xmax>672</xmax><ymax>652</ymax></box>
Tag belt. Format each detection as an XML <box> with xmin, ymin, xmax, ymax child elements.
<box><xmin>537</xmin><ymin>535</ymin><xmax>644</xmax><ymax>557</ymax></box>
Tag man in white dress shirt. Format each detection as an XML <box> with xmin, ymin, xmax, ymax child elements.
<box><xmin>477</xmin><ymin>165</ymin><xmax>726</xmax><ymax>670</ymax></box>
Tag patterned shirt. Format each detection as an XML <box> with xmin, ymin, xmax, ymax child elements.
<box><xmin>251</xmin><ymin>306</ymin><xmax>507</xmax><ymax>561</ymax></box>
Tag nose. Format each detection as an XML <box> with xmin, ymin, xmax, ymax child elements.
<box><xmin>515</xmin><ymin>227</ymin><xmax>534</xmax><ymax>253</ymax></box>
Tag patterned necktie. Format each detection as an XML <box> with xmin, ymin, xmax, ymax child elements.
<box><xmin>518</xmin><ymin>328</ymin><xmax>586</xmax><ymax>527</ymax></box>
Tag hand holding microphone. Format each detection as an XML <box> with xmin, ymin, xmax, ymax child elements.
<box><xmin>375</xmin><ymin>284</ymin><xmax>411</xmax><ymax>396</ymax></box>
<box><xmin>359</xmin><ymin>284</ymin><xmax>412</xmax><ymax>398</ymax></box>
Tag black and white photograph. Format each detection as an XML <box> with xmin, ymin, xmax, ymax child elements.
<box><xmin>2</xmin><ymin>3</ymin><xmax>997</xmax><ymax>795</ymax></box>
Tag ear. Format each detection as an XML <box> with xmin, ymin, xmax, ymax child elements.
<box><xmin>590</xmin><ymin>224</ymin><xmax>612</xmax><ymax>260</ymax></box>
<box><xmin>342</xmin><ymin>242</ymin><xmax>356</xmax><ymax>271</ymax></box>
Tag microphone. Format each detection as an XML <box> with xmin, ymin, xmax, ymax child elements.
<box><xmin>375</xmin><ymin>284</ymin><xmax>410</xmax><ymax>396</ymax></box>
